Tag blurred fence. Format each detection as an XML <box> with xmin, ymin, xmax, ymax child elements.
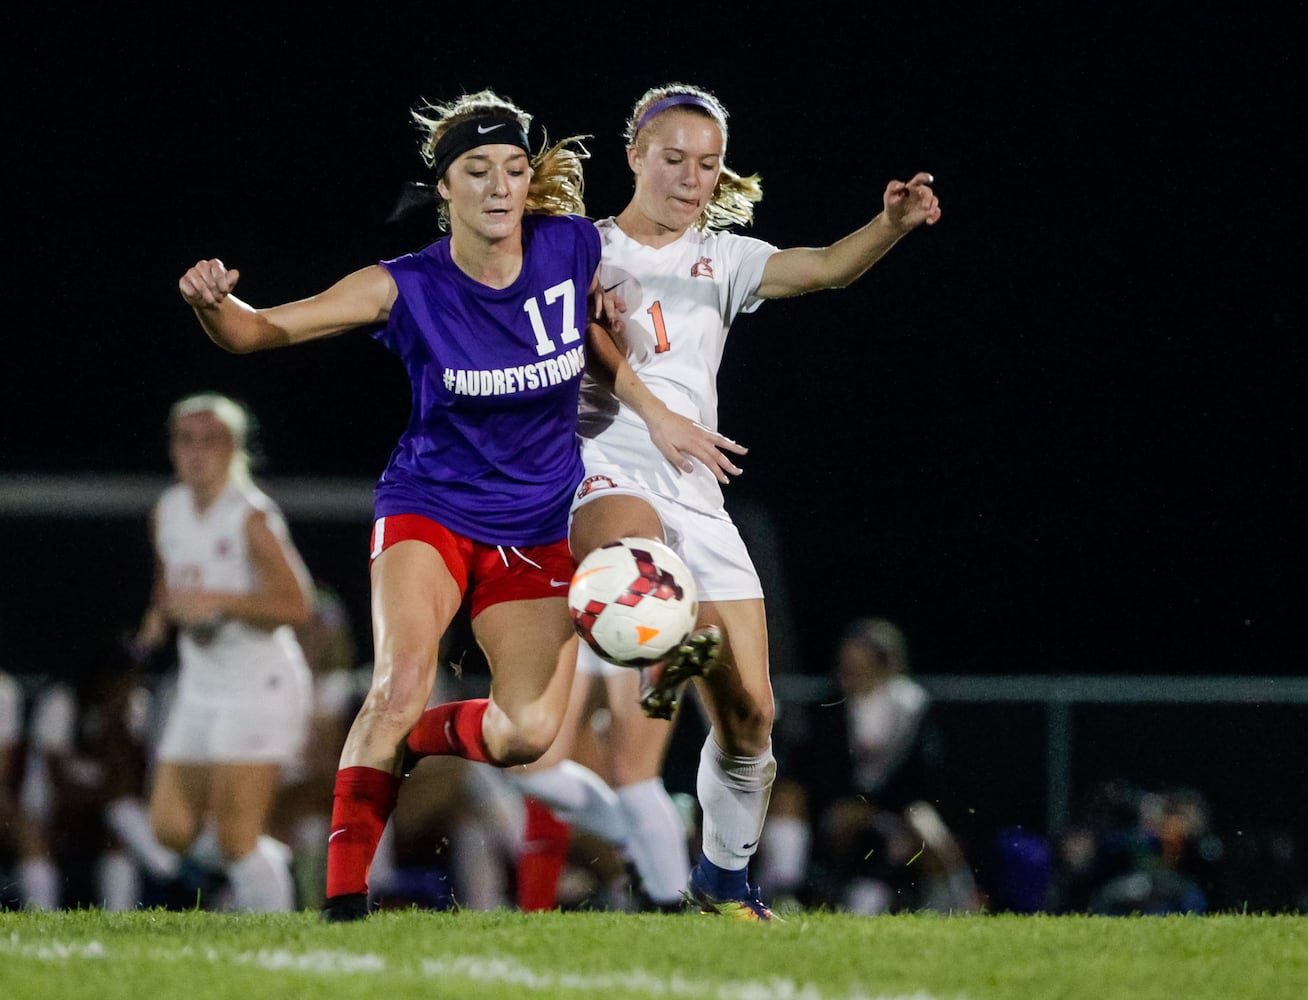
<box><xmin>774</xmin><ymin>672</ymin><xmax>1308</xmax><ymax>837</ymax></box>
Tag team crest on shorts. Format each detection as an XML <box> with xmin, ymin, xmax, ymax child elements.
<box><xmin>691</xmin><ymin>257</ymin><xmax>714</xmax><ymax>278</ymax></box>
<box><xmin>577</xmin><ymin>474</ymin><xmax>617</xmax><ymax>500</ymax></box>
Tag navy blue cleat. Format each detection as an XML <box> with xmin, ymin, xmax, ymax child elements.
<box><xmin>685</xmin><ymin>862</ymin><xmax>779</xmax><ymax>923</ymax></box>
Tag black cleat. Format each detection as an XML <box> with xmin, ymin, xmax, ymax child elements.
<box><xmin>320</xmin><ymin>892</ymin><xmax>370</xmax><ymax>922</ymax></box>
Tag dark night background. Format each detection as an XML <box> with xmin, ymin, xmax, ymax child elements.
<box><xmin>2</xmin><ymin>4</ymin><xmax>1305</xmax><ymax>872</ymax></box>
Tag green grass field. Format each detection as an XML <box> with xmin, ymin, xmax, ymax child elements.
<box><xmin>1</xmin><ymin>909</ymin><xmax>1303</xmax><ymax>1000</ymax></box>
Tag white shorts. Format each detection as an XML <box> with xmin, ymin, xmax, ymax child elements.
<box><xmin>156</xmin><ymin>673</ymin><xmax>311</xmax><ymax>766</ymax></box>
<box><xmin>571</xmin><ymin>457</ymin><xmax>764</xmax><ymax>605</ymax></box>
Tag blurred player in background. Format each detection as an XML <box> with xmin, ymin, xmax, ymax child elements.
<box><xmin>133</xmin><ymin>392</ymin><xmax>314</xmax><ymax>912</ymax></box>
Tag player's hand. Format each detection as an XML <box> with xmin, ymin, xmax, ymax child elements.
<box><xmin>883</xmin><ymin>173</ymin><xmax>941</xmax><ymax>233</ymax></box>
<box><xmin>128</xmin><ymin>611</ymin><xmax>170</xmax><ymax>661</ymax></box>
<box><xmin>179</xmin><ymin>258</ymin><xmax>241</xmax><ymax>308</ymax></box>
<box><xmin>645</xmin><ymin>408</ymin><xmax>748</xmax><ymax>483</ymax></box>
<box><xmin>593</xmin><ymin>284</ymin><xmax>627</xmax><ymax>334</ymax></box>
<box><xmin>163</xmin><ymin>589</ymin><xmax>227</xmax><ymax>627</ymax></box>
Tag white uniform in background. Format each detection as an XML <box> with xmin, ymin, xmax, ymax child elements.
<box><xmin>149</xmin><ymin>477</ymin><xmax>310</xmax><ymax>912</ymax></box>
<box><xmin>152</xmin><ymin>479</ymin><xmax>312</xmax><ymax>766</ymax></box>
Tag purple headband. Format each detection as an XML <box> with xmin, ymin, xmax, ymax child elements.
<box><xmin>634</xmin><ymin>94</ymin><xmax>718</xmax><ymax>134</ymax></box>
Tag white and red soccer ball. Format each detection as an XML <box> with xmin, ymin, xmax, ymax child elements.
<box><xmin>568</xmin><ymin>537</ymin><xmax>698</xmax><ymax>667</ymax></box>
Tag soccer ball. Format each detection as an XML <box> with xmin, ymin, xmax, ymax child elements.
<box><xmin>568</xmin><ymin>537</ymin><xmax>698</xmax><ymax>667</ymax></box>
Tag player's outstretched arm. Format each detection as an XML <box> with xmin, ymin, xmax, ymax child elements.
<box><xmin>755</xmin><ymin>172</ymin><xmax>941</xmax><ymax>300</ymax></box>
<box><xmin>178</xmin><ymin>259</ymin><xmax>397</xmax><ymax>354</ymax></box>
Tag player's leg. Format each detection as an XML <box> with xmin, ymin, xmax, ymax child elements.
<box><xmin>209</xmin><ymin>761</ymin><xmax>294</xmax><ymax>911</ymax></box>
<box><xmin>637</xmin><ymin>507</ymin><xmax>777</xmax><ymax>918</ymax></box>
<box><xmin>508</xmin><ymin>663</ymin><xmax>632</xmax><ymax>911</ymax></box>
<box><xmin>602</xmin><ymin>666</ymin><xmax>690</xmax><ymax>909</ymax></box>
<box><xmin>472</xmin><ymin>597</ymin><xmax>577</xmax><ymax>765</ymax></box>
<box><xmin>206</xmin><ymin>649</ymin><xmax>311</xmax><ymax>912</ymax></box>
<box><xmin>405</xmin><ymin>529</ymin><xmax>582</xmax><ymax>768</ymax></box>
<box><xmin>686</xmin><ymin>597</ymin><xmax>779</xmax><ymax>921</ymax></box>
<box><xmin>323</xmin><ymin>533</ymin><xmax>463</xmax><ymax>919</ymax></box>
<box><xmin>149</xmin><ymin>693</ymin><xmax>218</xmax><ymax>855</ymax></box>
<box><xmin>148</xmin><ymin>761</ymin><xmax>210</xmax><ymax>855</ymax></box>
<box><xmin>569</xmin><ymin>491</ymin><xmax>664</xmax><ymax>557</ymax></box>
<box><xmin>508</xmin><ymin>655</ymin><xmax>629</xmax><ymax>841</ymax></box>
<box><xmin>347</xmin><ymin>537</ymin><xmax>463</xmax><ymax>769</ymax></box>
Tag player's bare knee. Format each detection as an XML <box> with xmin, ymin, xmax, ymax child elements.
<box><xmin>489</xmin><ymin>711</ymin><xmax>558</xmax><ymax>766</ymax></box>
<box><xmin>715</xmin><ymin>696</ymin><xmax>774</xmax><ymax>754</ymax></box>
<box><xmin>358</xmin><ymin>670</ymin><xmax>430</xmax><ymax>736</ymax></box>
<box><xmin>214</xmin><ymin>823</ymin><xmax>258</xmax><ymax>862</ymax></box>
<box><xmin>151</xmin><ymin>810</ymin><xmax>197</xmax><ymax>854</ymax></box>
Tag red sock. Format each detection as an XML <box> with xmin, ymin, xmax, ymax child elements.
<box><xmin>517</xmin><ymin>797</ymin><xmax>571</xmax><ymax>912</ymax></box>
<box><xmin>325</xmin><ymin>765</ymin><xmax>400</xmax><ymax>899</ymax></box>
<box><xmin>405</xmin><ymin>698</ymin><xmax>495</xmax><ymax>764</ymax></box>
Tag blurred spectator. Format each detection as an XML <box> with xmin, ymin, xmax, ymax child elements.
<box><xmin>18</xmin><ymin>641</ymin><xmax>165</xmax><ymax>910</ymax></box>
<box><xmin>1053</xmin><ymin>778</ymin><xmax>1220</xmax><ymax>914</ymax></box>
<box><xmin>768</xmin><ymin>617</ymin><xmax>979</xmax><ymax>914</ymax></box>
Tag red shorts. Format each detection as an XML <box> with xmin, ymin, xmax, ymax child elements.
<box><xmin>369</xmin><ymin>513</ymin><xmax>575</xmax><ymax>619</ymax></box>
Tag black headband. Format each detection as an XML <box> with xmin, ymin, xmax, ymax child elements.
<box><xmin>430</xmin><ymin>116</ymin><xmax>530</xmax><ymax>179</ymax></box>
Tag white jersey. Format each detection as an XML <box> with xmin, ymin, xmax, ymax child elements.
<box><xmin>577</xmin><ymin>217</ymin><xmax>778</xmax><ymax>513</ymax></box>
<box><xmin>153</xmin><ymin>479</ymin><xmax>311</xmax><ymax>704</ymax></box>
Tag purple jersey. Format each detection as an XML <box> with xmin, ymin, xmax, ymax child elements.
<box><xmin>372</xmin><ymin>214</ymin><xmax>601</xmax><ymax>546</ymax></box>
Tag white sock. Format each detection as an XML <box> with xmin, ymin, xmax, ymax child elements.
<box><xmin>617</xmin><ymin>778</ymin><xmax>689</xmax><ymax>905</ymax></box>
<box><xmin>451</xmin><ymin>816</ymin><xmax>507</xmax><ymax>911</ymax></box>
<box><xmin>226</xmin><ymin>836</ymin><xmax>295</xmax><ymax>912</ymax></box>
<box><xmin>97</xmin><ymin>850</ymin><xmax>141</xmax><ymax>911</ymax></box>
<box><xmin>696</xmin><ymin>732</ymin><xmax>776</xmax><ymax>872</ymax></box>
<box><xmin>465</xmin><ymin>762</ymin><xmax>525</xmax><ymax>857</ymax></box>
<box><xmin>105</xmin><ymin>796</ymin><xmax>180</xmax><ymax>880</ymax></box>
<box><xmin>508</xmin><ymin>761</ymin><xmax>628</xmax><ymax>846</ymax></box>
<box><xmin>291</xmin><ymin>814</ymin><xmax>330</xmax><ymax>910</ymax></box>
<box><xmin>757</xmin><ymin>814</ymin><xmax>810</xmax><ymax>894</ymax></box>
<box><xmin>187</xmin><ymin>826</ymin><xmax>225</xmax><ymax>872</ymax></box>
<box><xmin>369</xmin><ymin>819</ymin><xmax>398</xmax><ymax>896</ymax></box>
<box><xmin>19</xmin><ymin>856</ymin><xmax>60</xmax><ymax>910</ymax></box>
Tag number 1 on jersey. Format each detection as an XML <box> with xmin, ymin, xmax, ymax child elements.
<box><xmin>647</xmin><ymin>300</ymin><xmax>671</xmax><ymax>354</ymax></box>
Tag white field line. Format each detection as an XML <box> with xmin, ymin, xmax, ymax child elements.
<box><xmin>1</xmin><ymin>933</ymin><xmax>960</xmax><ymax>1000</ymax></box>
